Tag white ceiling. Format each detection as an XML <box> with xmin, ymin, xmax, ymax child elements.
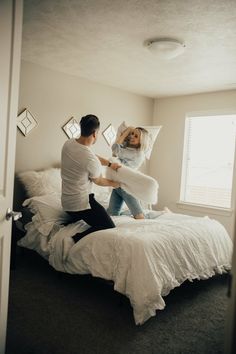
<box><xmin>22</xmin><ymin>0</ymin><xmax>236</xmax><ymax>98</ymax></box>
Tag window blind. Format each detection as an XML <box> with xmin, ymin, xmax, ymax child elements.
<box><xmin>180</xmin><ymin>114</ymin><xmax>236</xmax><ymax>208</ymax></box>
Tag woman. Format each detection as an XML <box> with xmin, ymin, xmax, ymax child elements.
<box><xmin>107</xmin><ymin>126</ymin><xmax>149</xmax><ymax>219</ymax></box>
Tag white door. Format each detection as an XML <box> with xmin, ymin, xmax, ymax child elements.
<box><xmin>0</xmin><ymin>1</ymin><xmax>23</xmax><ymax>353</ymax></box>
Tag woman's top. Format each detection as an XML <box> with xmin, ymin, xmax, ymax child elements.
<box><xmin>112</xmin><ymin>143</ymin><xmax>145</xmax><ymax>170</ymax></box>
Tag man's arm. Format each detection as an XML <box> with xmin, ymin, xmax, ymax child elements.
<box><xmin>91</xmin><ymin>175</ymin><xmax>120</xmax><ymax>188</ymax></box>
<box><xmin>96</xmin><ymin>155</ymin><xmax>121</xmax><ymax>171</ymax></box>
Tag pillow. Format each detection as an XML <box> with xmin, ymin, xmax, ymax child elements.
<box><xmin>23</xmin><ymin>194</ymin><xmax>69</xmax><ymax>236</ymax></box>
<box><xmin>116</xmin><ymin>121</ymin><xmax>128</xmax><ymax>139</ymax></box>
<box><xmin>91</xmin><ymin>184</ymin><xmax>112</xmax><ymax>209</ymax></box>
<box><xmin>106</xmin><ymin>162</ymin><xmax>158</xmax><ymax>204</ymax></box>
<box><xmin>140</xmin><ymin>126</ymin><xmax>162</xmax><ymax>159</ymax></box>
<box><xmin>18</xmin><ymin>168</ymin><xmax>61</xmax><ymax>197</ymax></box>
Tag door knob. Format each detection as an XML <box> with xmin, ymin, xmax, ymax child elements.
<box><xmin>6</xmin><ymin>208</ymin><xmax>22</xmax><ymax>221</ymax></box>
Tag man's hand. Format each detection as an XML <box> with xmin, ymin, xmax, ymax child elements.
<box><xmin>110</xmin><ymin>162</ymin><xmax>121</xmax><ymax>171</ymax></box>
<box><xmin>91</xmin><ymin>176</ymin><xmax>120</xmax><ymax>188</ymax></box>
<box><xmin>112</xmin><ymin>181</ymin><xmax>120</xmax><ymax>188</ymax></box>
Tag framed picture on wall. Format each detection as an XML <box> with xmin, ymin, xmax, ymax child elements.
<box><xmin>62</xmin><ymin>117</ymin><xmax>81</xmax><ymax>138</ymax></box>
<box><xmin>102</xmin><ymin>124</ymin><xmax>116</xmax><ymax>146</ymax></box>
<box><xmin>17</xmin><ymin>109</ymin><xmax>38</xmax><ymax>136</ymax></box>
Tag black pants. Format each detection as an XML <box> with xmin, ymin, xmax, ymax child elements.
<box><xmin>66</xmin><ymin>193</ymin><xmax>115</xmax><ymax>243</ymax></box>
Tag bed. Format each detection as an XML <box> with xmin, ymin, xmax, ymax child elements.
<box><xmin>13</xmin><ymin>168</ymin><xmax>233</xmax><ymax>325</ymax></box>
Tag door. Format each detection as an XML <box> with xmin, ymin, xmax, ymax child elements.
<box><xmin>0</xmin><ymin>1</ymin><xmax>23</xmax><ymax>353</ymax></box>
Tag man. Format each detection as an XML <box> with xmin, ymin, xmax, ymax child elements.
<box><xmin>61</xmin><ymin>114</ymin><xmax>120</xmax><ymax>243</ymax></box>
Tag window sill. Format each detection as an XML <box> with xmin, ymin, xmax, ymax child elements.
<box><xmin>176</xmin><ymin>201</ymin><xmax>233</xmax><ymax>217</ymax></box>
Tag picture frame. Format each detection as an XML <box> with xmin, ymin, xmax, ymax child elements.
<box><xmin>102</xmin><ymin>124</ymin><xmax>116</xmax><ymax>146</ymax></box>
<box><xmin>17</xmin><ymin>109</ymin><xmax>38</xmax><ymax>136</ymax></box>
<box><xmin>62</xmin><ymin>117</ymin><xmax>81</xmax><ymax>139</ymax></box>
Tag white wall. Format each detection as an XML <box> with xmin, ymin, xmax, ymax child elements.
<box><xmin>16</xmin><ymin>60</ymin><xmax>153</xmax><ymax>172</ymax></box>
<box><xmin>151</xmin><ymin>90</ymin><xmax>236</xmax><ymax>238</ymax></box>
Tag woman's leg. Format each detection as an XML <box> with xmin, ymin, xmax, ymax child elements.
<box><xmin>107</xmin><ymin>188</ymin><xmax>124</xmax><ymax>216</ymax></box>
<box><xmin>120</xmin><ymin>189</ymin><xmax>144</xmax><ymax>219</ymax></box>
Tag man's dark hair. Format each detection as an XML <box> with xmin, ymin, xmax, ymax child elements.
<box><xmin>80</xmin><ymin>114</ymin><xmax>100</xmax><ymax>137</ymax></box>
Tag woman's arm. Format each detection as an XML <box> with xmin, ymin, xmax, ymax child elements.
<box><xmin>116</xmin><ymin>127</ymin><xmax>134</xmax><ymax>144</ymax></box>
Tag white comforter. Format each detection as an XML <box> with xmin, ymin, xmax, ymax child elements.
<box><xmin>44</xmin><ymin>213</ymin><xmax>232</xmax><ymax>325</ymax></box>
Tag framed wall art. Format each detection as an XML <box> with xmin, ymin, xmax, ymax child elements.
<box><xmin>17</xmin><ymin>109</ymin><xmax>38</xmax><ymax>136</ymax></box>
<box><xmin>62</xmin><ymin>117</ymin><xmax>81</xmax><ymax>138</ymax></box>
<box><xmin>102</xmin><ymin>124</ymin><xmax>116</xmax><ymax>146</ymax></box>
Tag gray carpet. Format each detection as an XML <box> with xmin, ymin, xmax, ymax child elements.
<box><xmin>6</xmin><ymin>249</ymin><xmax>229</xmax><ymax>354</ymax></box>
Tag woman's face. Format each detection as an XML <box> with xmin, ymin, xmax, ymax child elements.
<box><xmin>128</xmin><ymin>128</ymin><xmax>141</xmax><ymax>147</ymax></box>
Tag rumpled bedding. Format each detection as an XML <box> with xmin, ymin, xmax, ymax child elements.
<box><xmin>18</xmin><ymin>212</ymin><xmax>233</xmax><ymax>325</ymax></box>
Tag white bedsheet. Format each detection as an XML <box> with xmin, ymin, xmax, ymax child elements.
<box><xmin>42</xmin><ymin>213</ymin><xmax>233</xmax><ymax>325</ymax></box>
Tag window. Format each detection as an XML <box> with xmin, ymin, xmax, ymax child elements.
<box><xmin>180</xmin><ymin>114</ymin><xmax>236</xmax><ymax>209</ymax></box>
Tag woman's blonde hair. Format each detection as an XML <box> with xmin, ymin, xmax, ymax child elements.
<box><xmin>136</xmin><ymin>127</ymin><xmax>150</xmax><ymax>152</ymax></box>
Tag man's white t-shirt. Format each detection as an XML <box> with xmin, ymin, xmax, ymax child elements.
<box><xmin>61</xmin><ymin>139</ymin><xmax>101</xmax><ymax>211</ymax></box>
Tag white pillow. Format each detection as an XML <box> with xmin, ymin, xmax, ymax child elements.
<box><xmin>91</xmin><ymin>184</ymin><xmax>112</xmax><ymax>209</ymax></box>
<box><xmin>18</xmin><ymin>168</ymin><xmax>61</xmax><ymax>197</ymax></box>
<box><xmin>23</xmin><ymin>194</ymin><xmax>69</xmax><ymax>236</ymax></box>
<box><xmin>106</xmin><ymin>163</ymin><xmax>158</xmax><ymax>204</ymax></box>
<box><xmin>116</xmin><ymin>121</ymin><xmax>128</xmax><ymax>139</ymax></box>
<box><xmin>140</xmin><ymin>126</ymin><xmax>162</xmax><ymax>159</ymax></box>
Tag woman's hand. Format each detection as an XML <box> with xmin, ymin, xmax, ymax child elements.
<box><xmin>116</xmin><ymin>126</ymin><xmax>135</xmax><ymax>144</ymax></box>
<box><xmin>125</xmin><ymin>126</ymin><xmax>135</xmax><ymax>134</ymax></box>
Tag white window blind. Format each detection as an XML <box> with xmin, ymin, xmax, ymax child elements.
<box><xmin>180</xmin><ymin>114</ymin><xmax>236</xmax><ymax>209</ymax></box>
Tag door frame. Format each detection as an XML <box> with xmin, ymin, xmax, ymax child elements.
<box><xmin>0</xmin><ymin>1</ymin><xmax>23</xmax><ymax>353</ymax></box>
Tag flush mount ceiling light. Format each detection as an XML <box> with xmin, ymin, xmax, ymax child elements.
<box><xmin>146</xmin><ymin>38</ymin><xmax>186</xmax><ymax>60</ymax></box>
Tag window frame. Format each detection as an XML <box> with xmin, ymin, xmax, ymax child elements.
<box><xmin>179</xmin><ymin>110</ymin><xmax>236</xmax><ymax>213</ymax></box>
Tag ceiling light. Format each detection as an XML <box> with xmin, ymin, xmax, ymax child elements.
<box><xmin>146</xmin><ymin>38</ymin><xmax>186</xmax><ymax>60</ymax></box>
